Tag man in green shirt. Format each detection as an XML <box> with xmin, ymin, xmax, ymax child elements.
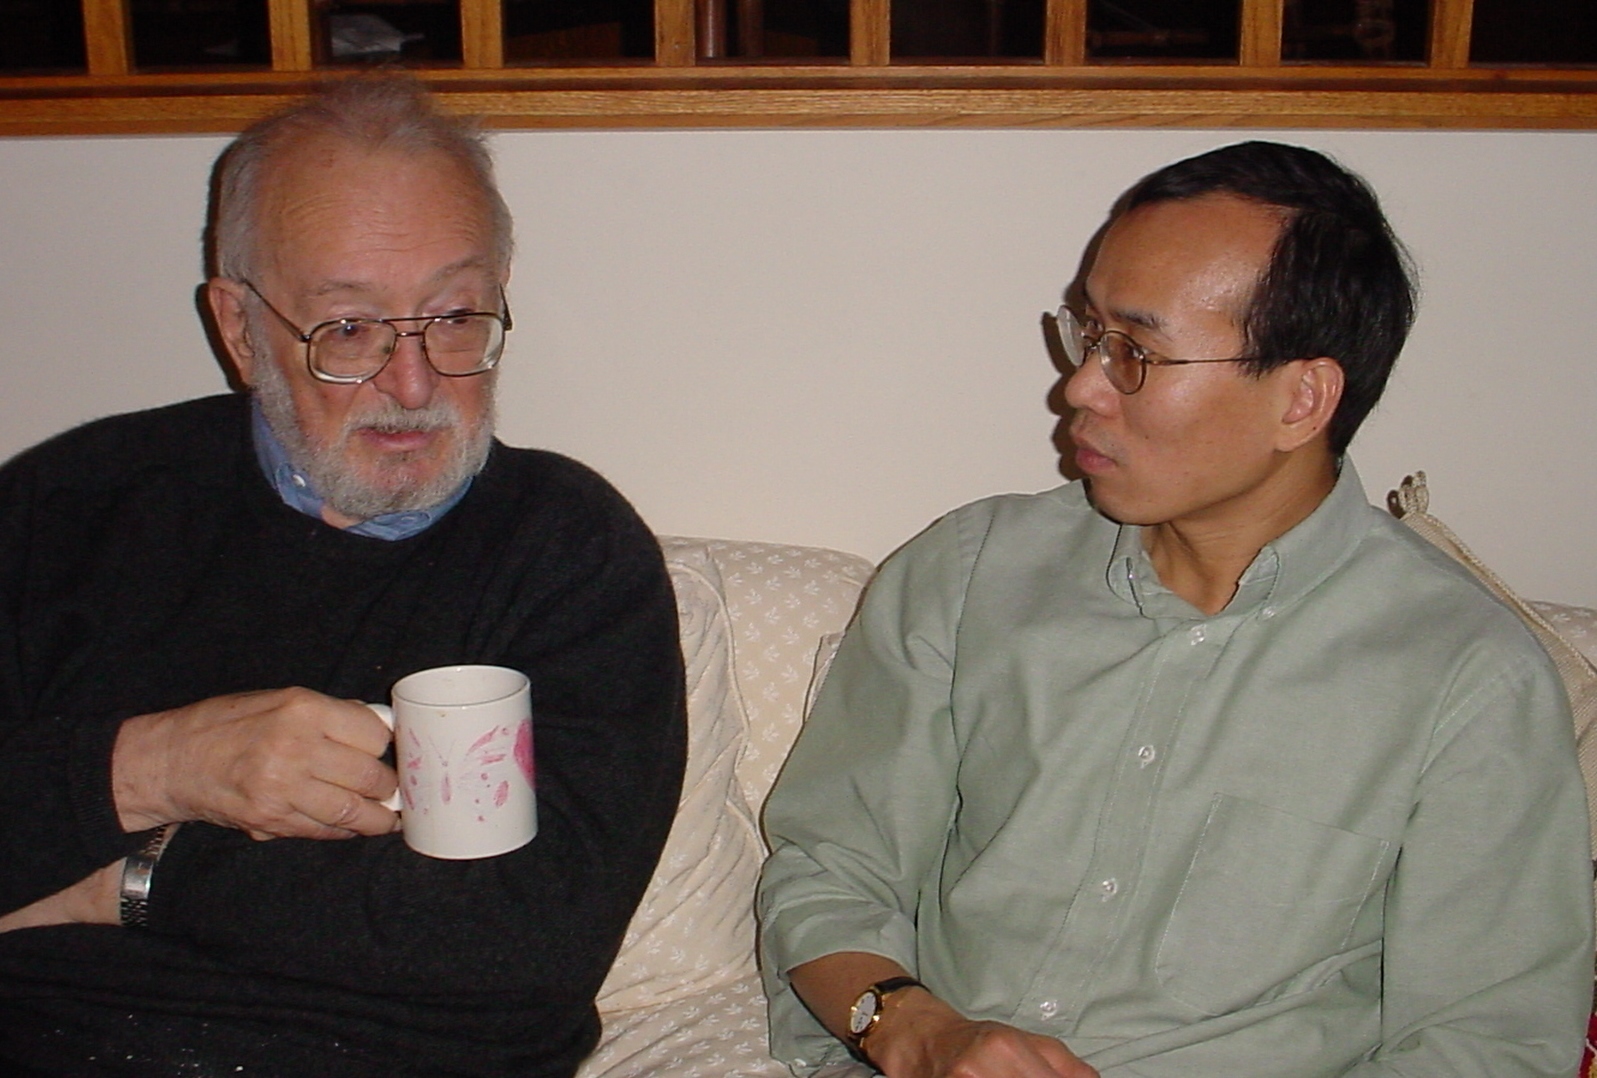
<box><xmin>758</xmin><ymin>141</ymin><xmax>1593</xmax><ymax>1078</ymax></box>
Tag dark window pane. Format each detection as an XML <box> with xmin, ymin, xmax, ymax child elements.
<box><xmin>130</xmin><ymin>0</ymin><xmax>270</xmax><ymax>69</ymax></box>
<box><xmin>698</xmin><ymin>0</ymin><xmax>849</xmax><ymax>60</ymax></box>
<box><xmin>504</xmin><ymin>0</ymin><xmax>653</xmax><ymax>60</ymax></box>
<box><xmin>761</xmin><ymin>0</ymin><xmax>849</xmax><ymax>57</ymax></box>
<box><xmin>1471</xmin><ymin>0</ymin><xmax>1597</xmax><ymax>64</ymax></box>
<box><xmin>892</xmin><ymin>0</ymin><xmax>1045</xmax><ymax>59</ymax></box>
<box><xmin>1284</xmin><ymin>0</ymin><xmax>1426</xmax><ymax>63</ymax></box>
<box><xmin>0</xmin><ymin>0</ymin><xmax>86</xmax><ymax>73</ymax></box>
<box><xmin>321</xmin><ymin>1</ymin><xmax>462</xmax><ymax>65</ymax></box>
<box><xmin>1088</xmin><ymin>0</ymin><xmax>1237</xmax><ymax>61</ymax></box>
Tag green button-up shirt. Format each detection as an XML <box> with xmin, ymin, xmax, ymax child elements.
<box><xmin>759</xmin><ymin>464</ymin><xmax>1592</xmax><ymax>1077</ymax></box>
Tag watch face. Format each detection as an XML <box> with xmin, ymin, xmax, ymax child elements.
<box><xmin>848</xmin><ymin>989</ymin><xmax>880</xmax><ymax>1036</ymax></box>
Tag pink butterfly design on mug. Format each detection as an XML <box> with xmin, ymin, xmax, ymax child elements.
<box><xmin>401</xmin><ymin>719</ymin><xmax>535</xmax><ymax>822</ymax></box>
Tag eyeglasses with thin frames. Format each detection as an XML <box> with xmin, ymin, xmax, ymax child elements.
<box><xmin>1056</xmin><ymin>305</ymin><xmax>1254</xmax><ymax>395</ymax></box>
<box><xmin>243</xmin><ymin>280</ymin><xmax>513</xmax><ymax>385</ymax></box>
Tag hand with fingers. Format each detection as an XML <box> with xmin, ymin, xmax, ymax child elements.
<box><xmin>790</xmin><ymin>954</ymin><xmax>1098</xmax><ymax>1078</ymax></box>
<box><xmin>871</xmin><ymin>1007</ymin><xmax>1099</xmax><ymax>1078</ymax></box>
<box><xmin>111</xmin><ymin>687</ymin><xmax>400</xmax><ymax>841</ymax></box>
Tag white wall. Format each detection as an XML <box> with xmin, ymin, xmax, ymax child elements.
<box><xmin>2</xmin><ymin>128</ymin><xmax>1594</xmax><ymax>606</ymax></box>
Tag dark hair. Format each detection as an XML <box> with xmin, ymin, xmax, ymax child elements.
<box><xmin>1120</xmin><ymin>140</ymin><xmax>1416</xmax><ymax>455</ymax></box>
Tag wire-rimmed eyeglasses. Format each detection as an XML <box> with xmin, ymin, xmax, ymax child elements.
<box><xmin>244</xmin><ymin>280</ymin><xmax>513</xmax><ymax>385</ymax></box>
<box><xmin>1056</xmin><ymin>305</ymin><xmax>1253</xmax><ymax>396</ymax></box>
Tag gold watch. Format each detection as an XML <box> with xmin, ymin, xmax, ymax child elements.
<box><xmin>845</xmin><ymin>976</ymin><xmax>924</xmax><ymax>1060</ymax></box>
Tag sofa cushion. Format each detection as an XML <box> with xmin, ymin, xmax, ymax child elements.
<box><xmin>1532</xmin><ymin>602</ymin><xmax>1597</xmax><ymax>666</ymax></box>
<box><xmin>689</xmin><ymin>540</ymin><xmax>874</xmax><ymax>814</ymax></box>
<box><xmin>593</xmin><ymin>553</ymin><xmax>764</xmax><ymax>1011</ymax></box>
<box><xmin>579</xmin><ymin>972</ymin><xmax>793</xmax><ymax>1078</ymax></box>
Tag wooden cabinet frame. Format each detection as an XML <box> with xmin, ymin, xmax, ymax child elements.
<box><xmin>4</xmin><ymin>0</ymin><xmax>1596</xmax><ymax>134</ymax></box>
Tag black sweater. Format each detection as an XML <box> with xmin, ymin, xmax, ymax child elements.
<box><xmin>0</xmin><ymin>394</ymin><xmax>687</xmax><ymax>1077</ymax></box>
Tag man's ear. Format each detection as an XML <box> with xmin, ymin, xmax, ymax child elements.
<box><xmin>1275</xmin><ymin>357</ymin><xmax>1344</xmax><ymax>453</ymax></box>
<box><xmin>207</xmin><ymin>278</ymin><xmax>258</xmax><ymax>386</ymax></box>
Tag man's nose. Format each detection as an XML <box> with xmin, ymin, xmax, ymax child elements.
<box><xmin>371</xmin><ymin>331</ymin><xmax>439</xmax><ymax>410</ymax></box>
<box><xmin>1063</xmin><ymin>349</ymin><xmax>1113</xmax><ymax>413</ymax></box>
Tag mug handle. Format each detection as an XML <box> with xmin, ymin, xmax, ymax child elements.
<box><xmin>365</xmin><ymin>703</ymin><xmax>402</xmax><ymax>812</ymax></box>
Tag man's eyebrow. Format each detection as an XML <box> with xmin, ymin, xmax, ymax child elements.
<box><xmin>307</xmin><ymin>258</ymin><xmax>495</xmax><ymax>299</ymax></box>
<box><xmin>309</xmin><ymin>281</ymin><xmax>372</xmax><ymax>298</ymax></box>
<box><xmin>426</xmin><ymin>257</ymin><xmax>495</xmax><ymax>285</ymax></box>
<box><xmin>1106</xmin><ymin>305</ymin><xmax>1164</xmax><ymax>334</ymax></box>
<box><xmin>1082</xmin><ymin>287</ymin><xmax>1165</xmax><ymax>334</ymax></box>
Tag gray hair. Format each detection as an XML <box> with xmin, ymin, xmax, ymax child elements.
<box><xmin>211</xmin><ymin>74</ymin><xmax>514</xmax><ymax>281</ymax></box>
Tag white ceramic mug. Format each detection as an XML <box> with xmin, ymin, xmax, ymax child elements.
<box><xmin>368</xmin><ymin>664</ymin><xmax>538</xmax><ymax>860</ymax></box>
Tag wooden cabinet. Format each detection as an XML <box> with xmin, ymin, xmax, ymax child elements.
<box><xmin>1</xmin><ymin>0</ymin><xmax>1595</xmax><ymax>132</ymax></box>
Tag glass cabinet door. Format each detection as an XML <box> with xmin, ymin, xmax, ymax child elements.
<box><xmin>1283</xmin><ymin>0</ymin><xmax>1427</xmax><ymax>63</ymax></box>
<box><xmin>1088</xmin><ymin>0</ymin><xmax>1239</xmax><ymax>61</ymax></box>
<box><xmin>891</xmin><ymin>0</ymin><xmax>1044</xmax><ymax>60</ymax></box>
<box><xmin>1471</xmin><ymin>0</ymin><xmax>1597</xmax><ymax>63</ymax></box>
<box><xmin>319</xmin><ymin>0</ymin><xmax>462</xmax><ymax>64</ymax></box>
<box><xmin>503</xmin><ymin>0</ymin><xmax>653</xmax><ymax>60</ymax></box>
<box><xmin>0</xmin><ymin>0</ymin><xmax>86</xmax><ymax>73</ymax></box>
<box><xmin>695</xmin><ymin>0</ymin><xmax>849</xmax><ymax>61</ymax></box>
<box><xmin>128</xmin><ymin>0</ymin><xmax>271</xmax><ymax>69</ymax></box>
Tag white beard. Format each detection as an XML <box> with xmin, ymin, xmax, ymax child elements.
<box><xmin>251</xmin><ymin>350</ymin><xmax>495</xmax><ymax>522</ymax></box>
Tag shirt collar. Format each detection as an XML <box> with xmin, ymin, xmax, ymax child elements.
<box><xmin>249</xmin><ymin>397</ymin><xmax>472</xmax><ymax>541</ymax></box>
<box><xmin>1105</xmin><ymin>460</ymin><xmax>1371</xmax><ymax>621</ymax></box>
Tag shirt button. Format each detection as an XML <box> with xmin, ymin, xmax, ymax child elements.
<box><xmin>1188</xmin><ymin>625</ymin><xmax>1206</xmax><ymax>644</ymax></box>
<box><xmin>1038</xmin><ymin>999</ymin><xmax>1059</xmax><ymax>1018</ymax></box>
<box><xmin>1136</xmin><ymin>745</ymin><xmax>1156</xmax><ymax>767</ymax></box>
<box><xmin>1099</xmin><ymin>877</ymin><xmax>1119</xmax><ymax>899</ymax></box>
<box><xmin>1261</xmin><ymin>606</ymin><xmax>1277</xmax><ymax>620</ymax></box>
<box><xmin>291</xmin><ymin>474</ymin><xmax>308</xmax><ymax>488</ymax></box>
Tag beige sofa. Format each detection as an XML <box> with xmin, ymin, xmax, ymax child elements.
<box><xmin>577</xmin><ymin>537</ymin><xmax>873</xmax><ymax>1078</ymax></box>
<box><xmin>578</xmin><ymin>520</ymin><xmax>1597</xmax><ymax>1078</ymax></box>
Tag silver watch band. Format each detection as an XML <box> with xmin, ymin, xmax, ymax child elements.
<box><xmin>119</xmin><ymin>822</ymin><xmax>180</xmax><ymax>928</ymax></box>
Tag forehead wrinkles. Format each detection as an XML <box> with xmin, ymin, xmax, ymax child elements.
<box><xmin>253</xmin><ymin>141</ymin><xmax>495</xmax><ymax>286</ymax></box>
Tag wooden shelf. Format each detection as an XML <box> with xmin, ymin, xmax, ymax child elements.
<box><xmin>3</xmin><ymin>0</ymin><xmax>1595</xmax><ymax>134</ymax></box>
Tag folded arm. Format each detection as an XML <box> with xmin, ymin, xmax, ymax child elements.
<box><xmin>111</xmin><ymin>687</ymin><xmax>398</xmax><ymax>841</ymax></box>
<box><xmin>789</xmin><ymin>951</ymin><xmax>1096</xmax><ymax>1078</ymax></box>
<box><xmin>0</xmin><ymin>686</ymin><xmax>400</xmax><ymax>934</ymax></box>
<box><xmin>126</xmin><ymin>495</ymin><xmax>687</xmax><ymax>998</ymax></box>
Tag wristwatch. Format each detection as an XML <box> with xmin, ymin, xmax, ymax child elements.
<box><xmin>119</xmin><ymin>823</ymin><xmax>180</xmax><ymax>928</ymax></box>
<box><xmin>846</xmin><ymin>976</ymin><xmax>925</xmax><ymax>1060</ymax></box>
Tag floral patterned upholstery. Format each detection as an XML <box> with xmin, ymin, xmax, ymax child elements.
<box><xmin>1532</xmin><ymin>602</ymin><xmax>1597</xmax><ymax>668</ymax></box>
<box><xmin>579</xmin><ymin>537</ymin><xmax>873</xmax><ymax>1078</ymax></box>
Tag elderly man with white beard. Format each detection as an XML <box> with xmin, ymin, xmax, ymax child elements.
<box><xmin>0</xmin><ymin>76</ymin><xmax>686</xmax><ymax>1078</ymax></box>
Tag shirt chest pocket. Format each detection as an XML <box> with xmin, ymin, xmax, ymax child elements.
<box><xmin>1154</xmin><ymin>794</ymin><xmax>1392</xmax><ymax>1016</ymax></box>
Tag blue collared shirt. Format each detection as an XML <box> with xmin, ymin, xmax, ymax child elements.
<box><xmin>250</xmin><ymin>399</ymin><xmax>471</xmax><ymax>540</ymax></box>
